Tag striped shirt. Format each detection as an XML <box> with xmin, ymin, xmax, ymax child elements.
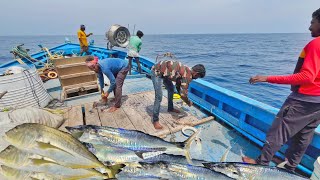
<box><xmin>152</xmin><ymin>60</ymin><xmax>193</xmax><ymax>97</ymax></box>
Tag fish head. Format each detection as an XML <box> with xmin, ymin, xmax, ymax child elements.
<box><xmin>0</xmin><ymin>146</ymin><xmax>30</xmax><ymax>166</ymax></box>
<box><xmin>65</xmin><ymin>125</ymin><xmax>96</xmax><ymax>139</ymax></box>
<box><xmin>203</xmin><ymin>163</ymin><xmax>241</xmax><ymax>179</ymax></box>
<box><xmin>4</xmin><ymin>123</ymin><xmax>39</xmax><ymax>148</ymax></box>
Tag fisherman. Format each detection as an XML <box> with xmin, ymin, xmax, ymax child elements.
<box><xmin>85</xmin><ymin>56</ymin><xmax>129</xmax><ymax>112</ymax></box>
<box><xmin>78</xmin><ymin>25</ymin><xmax>93</xmax><ymax>55</ymax></box>
<box><xmin>127</xmin><ymin>30</ymin><xmax>144</xmax><ymax>75</ymax></box>
<box><xmin>243</xmin><ymin>8</ymin><xmax>320</xmax><ymax>172</ymax></box>
<box><xmin>151</xmin><ymin>60</ymin><xmax>206</xmax><ymax>129</ymax></box>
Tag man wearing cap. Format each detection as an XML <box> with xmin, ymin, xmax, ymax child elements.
<box><xmin>151</xmin><ymin>60</ymin><xmax>206</xmax><ymax>129</ymax></box>
<box><xmin>85</xmin><ymin>56</ymin><xmax>129</xmax><ymax>112</ymax></box>
<box><xmin>78</xmin><ymin>25</ymin><xmax>93</xmax><ymax>55</ymax></box>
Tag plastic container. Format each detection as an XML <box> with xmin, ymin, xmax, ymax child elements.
<box><xmin>0</xmin><ymin>65</ymin><xmax>51</xmax><ymax>109</ymax></box>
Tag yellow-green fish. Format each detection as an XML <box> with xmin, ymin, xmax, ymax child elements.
<box><xmin>1</xmin><ymin>165</ymin><xmax>60</xmax><ymax>180</ymax></box>
<box><xmin>4</xmin><ymin>123</ymin><xmax>122</xmax><ymax>178</ymax></box>
<box><xmin>0</xmin><ymin>146</ymin><xmax>108</xmax><ymax>179</ymax></box>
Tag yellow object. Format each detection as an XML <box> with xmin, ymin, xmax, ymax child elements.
<box><xmin>77</xmin><ymin>30</ymin><xmax>88</xmax><ymax>47</ymax></box>
<box><xmin>41</xmin><ymin>47</ymin><xmax>63</xmax><ymax>60</ymax></box>
<box><xmin>173</xmin><ymin>93</ymin><xmax>181</xmax><ymax>99</ymax></box>
<box><xmin>47</xmin><ymin>71</ymin><xmax>58</xmax><ymax>79</ymax></box>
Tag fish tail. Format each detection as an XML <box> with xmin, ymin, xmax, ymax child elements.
<box><xmin>220</xmin><ymin>146</ymin><xmax>231</xmax><ymax>162</ymax></box>
<box><xmin>176</xmin><ymin>129</ymin><xmax>200</xmax><ymax>164</ymax></box>
<box><xmin>108</xmin><ymin>164</ymin><xmax>125</xmax><ymax>178</ymax></box>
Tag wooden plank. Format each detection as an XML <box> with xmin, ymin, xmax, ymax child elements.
<box><xmin>99</xmin><ymin>111</ymin><xmax>118</xmax><ymax>128</ymax></box>
<box><xmin>63</xmin><ymin>81</ymin><xmax>98</xmax><ymax>90</ymax></box>
<box><xmin>133</xmin><ymin>93</ymin><xmax>173</xmax><ymax>135</ymax></box>
<box><xmin>122</xmin><ymin>106</ymin><xmax>146</xmax><ymax>132</ymax></box>
<box><xmin>112</xmin><ymin>108</ymin><xmax>135</xmax><ymax>130</ymax></box>
<box><xmin>60</xmin><ymin>71</ymin><xmax>96</xmax><ymax>79</ymax></box>
<box><xmin>67</xmin><ymin>105</ymin><xmax>84</xmax><ymax>127</ymax></box>
<box><xmin>59</xmin><ymin>106</ymin><xmax>83</xmax><ymax>131</ymax></box>
<box><xmin>123</xmin><ymin>94</ymin><xmax>157</xmax><ymax>135</ymax></box>
<box><xmin>84</xmin><ymin>103</ymin><xmax>101</xmax><ymax>126</ymax></box>
<box><xmin>65</xmin><ymin>84</ymin><xmax>98</xmax><ymax>94</ymax></box>
<box><xmin>56</xmin><ymin>62</ymin><xmax>86</xmax><ymax>68</ymax></box>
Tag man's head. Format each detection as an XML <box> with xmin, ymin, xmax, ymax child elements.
<box><xmin>80</xmin><ymin>25</ymin><xmax>86</xmax><ymax>31</ymax></box>
<box><xmin>85</xmin><ymin>56</ymin><xmax>99</xmax><ymax>72</ymax></box>
<box><xmin>137</xmin><ymin>30</ymin><xmax>144</xmax><ymax>38</ymax></box>
<box><xmin>310</xmin><ymin>8</ymin><xmax>320</xmax><ymax>37</ymax></box>
<box><xmin>191</xmin><ymin>64</ymin><xmax>206</xmax><ymax>79</ymax></box>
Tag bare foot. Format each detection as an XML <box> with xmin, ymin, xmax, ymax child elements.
<box><xmin>108</xmin><ymin>106</ymin><xmax>119</xmax><ymax>112</ymax></box>
<box><xmin>242</xmin><ymin>156</ymin><xmax>257</xmax><ymax>164</ymax></box>
<box><xmin>153</xmin><ymin>121</ymin><xmax>163</xmax><ymax>129</ymax></box>
<box><xmin>168</xmin><ymin>109</ymin><xmax>181</xmax><ymax>113</ymax></box>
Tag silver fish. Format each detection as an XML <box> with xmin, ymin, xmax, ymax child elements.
<box><xmin>203</xmin><ymin>162</ymin><xmax>308</xmax><ymax>180</ymax></box>
<box><xmin>67</xmin><ymin>125</ymin><xmax>199</xmax><ymax>162</ymax></box>
<box><xmin>165</xmin><ymin>162</ymin><xmax>232</xmax><ymax>180</ymax></box>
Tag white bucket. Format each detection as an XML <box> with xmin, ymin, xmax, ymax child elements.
<box><xmin>311</xmin><ymin>157</ymin><xmax>320</xmax><ymax>180</ymax></box>
<box><xmin>0</xmin><ymin>65</ymin><xmax>51</xmax><ymax>109</ymax></box>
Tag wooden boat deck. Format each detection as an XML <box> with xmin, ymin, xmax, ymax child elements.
<box><xmin>59</xmin><ymin>91</ymin><xmax>214</xmax><ymax>138</ymax></box>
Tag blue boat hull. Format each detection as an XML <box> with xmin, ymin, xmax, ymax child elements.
<box><xmin>0</xmin><ymin>43</ymin><xmax>317</xmax><ymax>175</ymax></box>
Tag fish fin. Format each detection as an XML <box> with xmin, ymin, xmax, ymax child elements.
<box><xmin>220</xmin><ymin>146</ymin><xmax>231</xmax><ymax>162</ymax></box>
<box><xmin>36</xmin><ymin>141</ymin><xmax>75</xmax><ymax>157</ymax></box>
<box><xmin>31</xmin><ymin>158</ymin><xmax>59</xmax><ymax>166</ymax></box>
<box><xmin>108</xmin><ymin>164</ymin><xmax>125</xmax><ymax>178</ymax></box>
<box><xmin>134</xmin><ymin>151</ymin><xmax>145</xmax><ymax>159</ymax></box>
<box><xmin>277</xmin><ymin>160</ymin><xmax>288</xmax><ymax>169</ymax></box>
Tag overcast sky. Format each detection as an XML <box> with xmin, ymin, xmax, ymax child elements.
<box><xmin>0</xmin><ymin>0</ymin><xmax>319</xmax><ymax>35</ymax></box>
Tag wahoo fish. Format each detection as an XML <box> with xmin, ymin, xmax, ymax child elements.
<box><xmin>203</xmin><ymin>162</ymin><xmax>308</xmax><ymax>180</ymax></box>
<box><xmin>3</xmin><ymin>123</ymin><xmax>121</xmax><ymax>178</ymax></box>
<box><xmin>1</xmin><ymin>165</ymin><xmax>60</xmax><ymax>180</ymax></box>
<box><xmin>116</xmin><ymin>162</ymin><xmax>172</xmax><ymax>180</ymax></box>
<box><xmin>164</xmin><ymin>162</ymin><xmax>232</xmax><ymax>180</ymax></box>
<box><xmin>86</xmin><ymin>142</ymin><xmax>207</xmax><ymax>166</ymax></box>
<box><xmin>67</xmin><ymin>125</ymin><xmax>199</xmax><ymax>161</ymax></box>
<box><xmin>0</xmin><ymin>146</ymin><xmax>108</xmax><ymax>179</ymax></box>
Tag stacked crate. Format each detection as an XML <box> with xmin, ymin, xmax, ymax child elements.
<box><xmin>53</xmin><ymin>56</ymin><xmax>99</xmax><ymax>99</ymax></box>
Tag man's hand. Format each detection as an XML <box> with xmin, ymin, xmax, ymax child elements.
<box><xmin>188</xmin><ymin>101</ymin><xmax>193</xmax><ymax>107</ymax></box>
<box><xmin>88</xmin><ymin>33</ymin><xmax>93</xmax><ymax>36</ymax></box>
<box><xmin>249</xmin><ymin>75</ymin><xmax>268</xmax><ymax>84</ymax></box>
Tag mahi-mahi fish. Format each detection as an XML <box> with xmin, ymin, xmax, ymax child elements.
<box><xmin>0</xmin><ymin>146</ymin><xmax>108</xmax><ymax>179</ymax></box>
<box><xmin>66</xmin><ymin>125</ymin><xmax>199</xmax><ymax>162</ymax></box>
<box><xmin>3</xmin><ymin>123</ymin><xmax>122</xmax><ymax>178</ymax></box>
<box><xmin>203</xmin><ymin>162</ymin><xmax>308</xmax><ymax>180</ymax></box>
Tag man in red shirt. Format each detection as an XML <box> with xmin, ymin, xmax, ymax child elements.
<box><xmin>243</xmin><ymin>8</ymin><xmax>320</xmax><ymax>171</ymax></box>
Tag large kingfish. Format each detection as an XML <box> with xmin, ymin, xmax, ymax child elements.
<box><xmin>203</xmin><ymin>162</ymin><xmax>308</xmax><ymax>180</ymax></box>
<box><xmin>66</xmin><ymin>125</ymin><xmax>199</xmax><ymax>161</ymax></box>
<box><xmin>3</xmin><ymin>123</ymin><xmax>122</xmax><ymax>178</ymax></box>
<box><xmin>0</xmin><ymin>146</ymin><xmax>108</xmax><ymax>179</ymax></box>
<box><xmin>86</xmin><ymin>143</ymin><xmax>207</xmax><ymax>166</ymax></box>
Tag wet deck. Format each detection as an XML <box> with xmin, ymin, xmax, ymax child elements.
<box><xmin>59</xmin><ymin>91</ymin><xmax>214</xmax><ymax>138</ymax></box>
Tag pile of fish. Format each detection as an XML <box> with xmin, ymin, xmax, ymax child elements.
<box><xmin>0</xmin><ymin>123</ymin><xmax>123</xmax><ymax>180</ymax></box>
<box><xmin>65</xmin><ymin>125</ymin><xmax>309</xmax><ymax>180</ymax></box>
<box><xmin>0</xmin><ymin>123</ymin><xmax>309</xmax><ymax>179</ymax></box>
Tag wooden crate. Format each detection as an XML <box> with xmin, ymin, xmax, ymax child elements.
<box><xmin>53</xmin><ymin>56</ymin><xmax>99</xmax><ymax>99</ymax></box>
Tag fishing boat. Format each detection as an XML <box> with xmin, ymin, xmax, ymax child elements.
<box><xmin>0</xmin><ymin>27</ymin><xmax>318</xmax><ymax>178</ymax></box>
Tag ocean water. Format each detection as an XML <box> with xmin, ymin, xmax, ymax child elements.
<box><xmin>0</xmin><ymin>33</ymin><xmax>312</xmax><ymax>108</ymax></box>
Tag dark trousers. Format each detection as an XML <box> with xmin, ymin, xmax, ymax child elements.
<box><xmin>256</xmin><ymin>98</ymin><xmax>320</xmax><ymax>171</ymax></box>
<box><xmin>113</xmin><ymin>67</ymin><xmax>129</xmax><ymax>108</ymax></box>
<box><xmin>80</xmin><ymin>46</ymin><xmax>89</xmax><ymax>56</ymax></box>
<box><xmin>151</xmin><ymin>71</ymin><xmax>174</xmax><ymax>122</ymax></box>
<box><xmin>128</xmin><ymin>56</ymin><xmax>141</xmax><ymax>75</ymax></box>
